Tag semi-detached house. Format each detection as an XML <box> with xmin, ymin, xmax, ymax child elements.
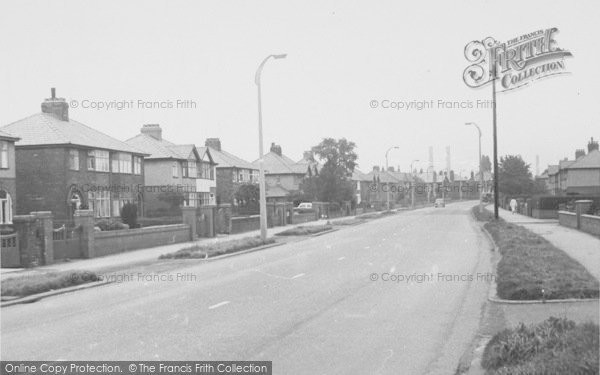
<box><xmin>0</xmin><ymin>89</ymin><xmax>148</xmax><ymax>221</ymax></box>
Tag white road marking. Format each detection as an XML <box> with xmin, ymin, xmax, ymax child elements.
<box><xmin>208</xmin><ymin>301</ymin><xmax>230</xmax><ymax>310</ymax></box>
<box><xmin>291</xmin><ymin>273</ymin><xmax>306</xmax><ymax>279</ymax></box>
<box><xmin>338</xmin><ymin>256</ymin><xmax>346</xmax><ymax>261</ymax></box>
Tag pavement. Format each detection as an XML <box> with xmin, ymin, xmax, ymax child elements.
<box><xmin>0</xmin><ymin>217</ymin><xmax>334</xmax><ymax>280</ymax></box>
<box><xmin>1</xmin><ymin>201</ymin><xmax>493</xmax><ymax>374</ymax></box>
<box><xmin>495</xmin><ymin>207</ymin><xmax>600</xmax><ymax>282</ymax></box>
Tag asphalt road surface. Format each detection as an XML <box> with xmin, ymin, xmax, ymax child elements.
<box><xmin>1</xmin><ymin>201</ymin><xmax>492</xmax><ymax>374</ymax></box>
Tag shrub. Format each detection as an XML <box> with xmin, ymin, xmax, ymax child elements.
<box><xmin>482</xmin><ymin>317</ymin><xmax>599</xmax><ymax>374</ymax></box>
<box><xmin>96</xmin><ymin>219</ymin><xmax>128</xmax><ymax>231</ymax></box>
<box><xmin>121</xmin><ymin>203</ymin><xmax>138</xmax><ymax>228</ymax></box>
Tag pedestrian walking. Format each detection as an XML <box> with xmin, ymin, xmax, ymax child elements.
<box><xmin>510</xmin><ymin>198</ymin><xmax>517</xmax><ymax>214</ymax></box>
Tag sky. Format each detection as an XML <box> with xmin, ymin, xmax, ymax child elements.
<box><xmin>0</xmin><ymin>0</ymin><xmax>598</xmax><ymax>176</ymax></box>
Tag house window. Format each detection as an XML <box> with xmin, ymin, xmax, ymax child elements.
<box><xmin>198</xmin><ymin>162</ymin><xmax>213</xmax><ymax>180</ymax></box>
<box><xmin>111</xmin><ymin>153</ymin><xmax>132</xmax><ymax>174</ymax></box>
<box><xmin>183</xmin><ymin>160</ymin><xmax>197</xmax><ymax>178</ymax></box>
<box><xmin>87</xmin><ymin>150</ymin><xmax>109</xmax><ymax>172</ymax></box>
<box><xmin>172</xmin><ymin>162</ymin><xmax>179</xmax><ymax>178</ymax></box>
<box><xmin>198</xmin><ymin>192</ymin><xmax>212</xmax><ymax>206</ymax></box>
<box><xmin>69</xmin><ymin>150</ymin><xmax>79</xmax><ymax>170</ymax></box>
<box><xmin>250</xmin><ymin>170</ymin><xmax>259</xmax><ymax>182</ymax></box>
<box><xmin>88</xmin><ymin>190</ymin><xmax>111</xmax><ymax>218</ymax></box>
<box><xmin>184</xmin><ymin>192</ymin><xmax>200</xmax><ymax>207</ymax></box>
<box><xmin>0</xmin><ymin>141</ymin><xmax>8</xmax><ymax>169</ymax></box>
<box><xmin>133</xmin><ymin>156</ymin><xmax>142</xmax><ymax>175</ymax></box>
<box><xmin>0</xmin><ymin>190</ymin><xmax>12</xmax><ymax>224</ymax></box>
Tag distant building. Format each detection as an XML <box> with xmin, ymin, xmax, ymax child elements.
<box><xmin>252</xmin><ymin>143</ymin><xmax>316</xmax><ymax>202</ymax></box>
<box><xmin>126</xmin><ymin>125</ymin><xmax>217</xmax><ymax>216</ymax></box>
<box><xmin>204</xmin><ymin>138</ymin><xmax>258</xmax><ymax>206</ymax></box>
<box><xmin>351</xmin><ymin>169</ymin><xmax>372</xmax><ymax>205</ymax></box>
<box><xmin>545</xmin><ymin>137</ymin><xmax>600</xmax><ymax>196</ymax></box>
<box><xmin>0</xmin><ymin>130</ymin><xmax>20</xmax><ymax>224</ymax></box>
<box><xmin>1</xmin><ymin>89</ymin><xmax>147</xmax><ymax>220</ymax></box>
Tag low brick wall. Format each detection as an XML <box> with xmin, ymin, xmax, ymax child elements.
<box><xmin>230</xmin><ymin>215</ymin><xmax>260</xmax><ymax>234</ymax></box>
<box><xmin>581</xmin><ymin>214</ymin><xmax>600</xmax><ymax>236</ymax></box>
<box><xmin>293</xmin><ymin>212</ymin><xmax>316</xmax><ymax>224</ymax></box>
<box><xmin>532</xmin><ymin>208</ymin><xmax>559</xmax><ymax>219</ymax></box>
<box><xmin>558</xmin><ymin>211</ymin><xmax>577</xmax><ymax>229</ymax></box>
<box><xmin>94</xmin><ymin>224</ymin><xmax>190</xmax><ymax>257</ymax></box>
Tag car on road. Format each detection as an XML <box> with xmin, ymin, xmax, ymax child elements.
<box><xmin>434</xmin><ymin>198</ymin><xmax>445</xmax><ymax>208</ymax></box>
<box><xmin>294</xmin><ymin>202</ymin><xmax>314</xmax><ymax>213</ymax></box>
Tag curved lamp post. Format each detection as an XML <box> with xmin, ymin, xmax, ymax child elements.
<box><xmin>255</xmin><ymin>54</ymin><xmax>287</xmax><ymax>241</ymax></box>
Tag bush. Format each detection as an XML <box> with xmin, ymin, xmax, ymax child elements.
<box><xmin>160</xmin><ymin>236</ymin><xmax>275</xmax><ymax>259</ymax></box>
<box><xmin>96</xmin><ymin>219</ymin><xmax>128</xmax><ymax>231</ymax></box>
<box><xmin>121</xmin><ymin>203</ymin><xmax>138</xmax><ymax>228</ymax></box>
<box><xmin>482</xmin><ymin>317</ymin><xmax>599</xmax><ymax>374</ymax></box>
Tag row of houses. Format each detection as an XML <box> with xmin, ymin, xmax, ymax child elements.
<box><xmin>538</xmin><ymin>138</ymin><xmax>600</xmax><ymax>196</ymax></box>
<box><xmin>0</xmin><ymin>89</ymin><xmax>335</xmax><ymax>225</ymax></box>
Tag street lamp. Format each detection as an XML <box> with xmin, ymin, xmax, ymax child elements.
<box><xmin>385</xmin><ymin>146</ymin><xmax>399</xmax><ymax>211</ymax></box>
<box><xmin>410</xmin><ymin>159</ymin><xmax>419</xmax><ymax>208</ymax></box>
<box><xmin>466</xmin><ymin>122</ymin><xmax>483</xmax><ymax>213</ymax></box>
<box><xmin>256</xmin><ymin>53</ymin><xmax>287</xmax><ymax>241</ymax></box>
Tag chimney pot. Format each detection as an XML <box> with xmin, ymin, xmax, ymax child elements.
<box><xmin>141</xmin><ymin>124</ymin><xmax>162</xmax><ymax>140</ymax></box>
<box><xmin>41</xmin><ymin>88</ymin><xmax>69</xmax><ymax>121</ymax></box>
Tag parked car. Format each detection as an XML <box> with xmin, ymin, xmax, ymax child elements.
<box><xmin>294</xmin><ymin>202</ymin><xmax>314</xmax><ymax>213</ymax></box>
<box><xmin>434</xmin><ymin>198</ymin><xmax>445</xmax><ymax>208</ymax></box>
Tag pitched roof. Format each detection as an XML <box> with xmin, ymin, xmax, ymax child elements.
<box><xmin>351</xmin><ymin>169</ymin><xmax>371</xmax><ymax>181</ymax></box>
<box><xmin>567</xmin><ymin>150</ymin><xmax>600</xmax><ymax>169</ymax></box>
<box><xmin>0</xmin><ymin>129</ymin><xmax>19</xmax><ymax>141</ymax></box>
<box><xmin>546</xmin><ymin>165</ymin><xmax>559</xmax><ymax>176</ymax></box>
<box><xmin>253</xmin><ymin>151</ymin><xmax>306</xmax><ymax>175</ymax></box>
<box><xmin>125</xmin><ymin>134</ymin><xmax>195</xmax><ymax>160</ymax></box>
<box><xmin>208</xmin><ymin>147</ymin><xmax>256</xmax><ymax>170</ymax></box>
<box><xmin>1</xmin><ymin>113</ymin><xmax>145</xmax><ymax>154</ymax></box>
<box><xmin>196</xmin><ymin>146</ymin><xmax>215</xmax><ymax>164</ymax></box>
<box><xmin>559</xmin><ymin>159</ymin><xmax>576</xmax><ymax>169</ymax></box>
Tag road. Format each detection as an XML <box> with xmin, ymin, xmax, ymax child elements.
<box><xmin>1</xmin><ymin>201</ymin><xmax>492</xmax><ymax>374</ymax></box>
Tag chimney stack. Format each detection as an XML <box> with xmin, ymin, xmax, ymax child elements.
<box><xmin>41</xmin><ymin>87</ymin><xmax>69</xmax><ymax>121</ymax></box>
<box><xmin>270</xmin><ymin>142</ymin><xmax>282</xmax><ymax>156</ymax></box>
<box><xmin>575</xmin><ymin>149</ymin><xmax>586</xmax><ymax>159</ymax></box>
<box><xmin>588</xmin><ymin>137</ymin><xmax>599</xmax><ymax>153</ymax></box>
<box><xmin>205</xmin><ymin>138</ymin><xmax>222</xmax><ymax>151</ymax></box>
<box><xmin>141</xmin><ymin>124</ymin><xmax>162</xmax><ymax>140</ymax></box>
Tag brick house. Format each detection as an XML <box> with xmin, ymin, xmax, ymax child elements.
<box><xmin>126</xmin><ymin>125</ymin><xmax>217</xmax><ymax>216</ymax></box>
<box><xmin>252</xmin><ymin>143</ymin><xmax>316</xmax><ymax>202</ymax></box>
<box><xmin>564</xmin><ymin>139</ymin><xmax>600</xmax><ymax>195</ymax></box>
<box><xmin>0</xmin><ymin>130</ymin><xmax>20</xmax><ymax>224</ymax></box>
<box><xmin>547</xmin><ymin>138</ymin><xmax>599</xmax><ymax>196</ymax></box>
<box><xmin>0</xmin><ymin>89</ymin><xmax>147</xmax><ymax>221</ymax></box>
<box><xmin>351</xmin><ymin>169</ymin><xmax>372</xmax><ymax>205</ymax></box>
<box><xmin>204</xmin><ymin>138</ymin><xmax>258</xmax><ymax>206</ymax></box>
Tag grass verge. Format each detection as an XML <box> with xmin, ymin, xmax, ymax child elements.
<box><xmin>1</xmin><ymin>270</ymin><xmax>98</xmax><ymax>297</ymax></box>
<box><xmin>275</xmin><ymin>225</ymin><xmax>333</xmax><ymax>236</ymax></box>
<box><xmin>159</xmin><ymin>236</ymin><xmax>276</xmax><ymax>259</ymax></box>
<box><xmin>481</xmin><ymin>317</ymin><xmax>599</xmax><ymax>374</ymax></box>
<box><xmin>472</xmin><ymin>206</ymin><xmax>599</xmax><ymax>300</ymax></box>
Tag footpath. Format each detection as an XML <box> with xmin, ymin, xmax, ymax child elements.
<box><xmin>0</xmin><ymin>218</ymin><xmax>334</xmax><ymax>281</ymax></box>
<box><xmin>497</xmin><ymin>207</ymin><xmax>600</xmax><ymax>282</ymax></box>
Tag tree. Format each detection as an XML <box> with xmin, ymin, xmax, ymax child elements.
<box><xmin>234</xmin><ymin>184</ymin><xmax>260</xmax><ymax>208</ymax></box>
<box><xmin>498</xmin><ymin>155</ymin><xmax>536</xmax><ymax>195</ymax></box>
<box><xmin>301</xmin><ymin>138</ymin><xmax>358</xmax><ymax>204</ymax></box>
<box><xmin>481</xmin><ymin>155</ymin><xmax>492</xmax><ymax>172</ymax></box>
<box><xmin>121</xmin><ymin>203</ymin><xmax>138</xmax><ymax>228</ymax></box>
